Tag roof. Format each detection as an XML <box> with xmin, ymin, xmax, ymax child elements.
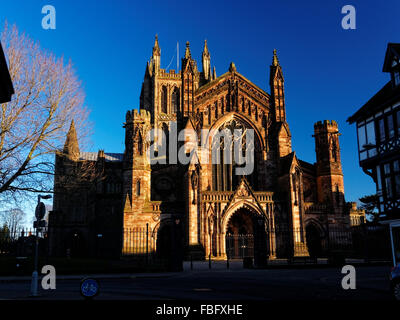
<box><xmin>279</xmin><ymin>153</ymin><xmax>316</xmax><ymax>176</ymax></box>
<box><xmin>383</xmin><ymin>43</ymin><xmax>400</xmax><ymax>72</ymax></box>
<box><xmin>0</xmin><ymin>41</ymin><xmax>14</xmax><ymax>103</ymax></box>
<box><xmin>79</xmin><ymin>152</ymin><xmax>124</xmax><ymax>162</ymax></box>
<box><xmin>196</xmin><ymin>69</ymin><xmax>270</xmax><ymax>99</ymax></box>
<box><xmin>279</xmin><ymin>152</ymin><xmax>296</xmax><ymax>174</ymax></box>
<box><xmin>348</xmin><ymin>43</ymin><xmax>400</xmax><ymax>124</ymax></box>
<box><xmin>347</xmin><ymin>81</ymin><xmax>400</xmax><ymax>124</ymax></box>
<box><xmin>299</xmin><ymin>160</ymin><xmax>316</xmax><ymax>175</ymax></box>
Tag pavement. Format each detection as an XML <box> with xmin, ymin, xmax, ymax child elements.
<box><xmin>0</xmin><ymin>261</ymin><xmax>394</xmax><ymax>300</ymax></box>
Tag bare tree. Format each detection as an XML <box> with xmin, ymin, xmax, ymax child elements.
<box><xmin>0</xmin><ymin>23</ymin><xmax>92</xmax><ymax>204</ymax></box>
<box><xmin>0</xmin><ymin>208</ymin><xmax>26</xmax><ymax>235</ymax></box>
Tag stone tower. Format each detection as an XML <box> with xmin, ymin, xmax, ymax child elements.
<box><xmin>270</xmin><ymin>50</ymin><xmax>291</xmax><ymax>158</ymax></box>
<box><xmin>123</xmin><ymin>109</ymin><xmax>152</xmax><ymax>229</ymax></box>
<box><xmin>313</xmin><ymin>120</ymin><xmax>345</xmax><ymax>213</ymax></box>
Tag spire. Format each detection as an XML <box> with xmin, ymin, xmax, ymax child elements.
<box><xmin>202</xmin><ymin>40</ymin><xmax>211</xmax><ymax>81</ymax></box>
<box><xmin>203</xmin><ymin>39</ymin><xmax>210</xmax><ymax>57</ymax></box>
<box><xmin>270</xmin><ymin>48</ymin><xmax>285</xmax><ymax>122</ymax></box>
<box><xmin>151</xmin><ymin>34</ymin><xmax>161</xmax><ymax>74</ymax></box>
<box><xmin>213</xmin><ymin>66</ymin><xmax>216</xmax><ymax>80</ymax></box>
<box><xmin>153</xmin><ymin>34</ymin><xmax>160</xmax><ymax>56</ymax></box>
<box><xmin>272</xmin><ymin>49</ymin><xmax>279</xmax><ymax>66</ymax></box>
<box><xmin>63</xmin><ymin>120</ymin><xmax>80</xmax><ymax>161</ymax></box>
<box><xmin>229</xmin><ymin>62</ymin><xmax>237</xmax><ymax>73</ymax></box>
<box><xmin>185</xmin><ymin>41</ymin><xmax>191</xmax><ymax>59</ymax></box>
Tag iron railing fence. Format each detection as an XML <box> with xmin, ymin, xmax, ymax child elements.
<box><xmin>225</xmin><ymin>225</ymin><xmax>392</xmax><ymax>261</ymax></box>
<box><xmin>0</xmin><ymin>224</ymin><xmax>393</xmax><ymax>262</ymax></box>
<box><xmin>121</xmin><ymin>226</ymin><xmax>183</xmax><ymax>270</ymax></box>
<box><xmin>122</xmin><ymin>227</ymin><xmax>157</xmax><ymax>261</ymax></box>
<box><xmin>226</xmin><ymin>234</ymin><xmax>254</xmax><ymax>259</ymax></box>
<box><xmin>0</xmin><ymin>228</ymin><xmax>48</xmax><ymax>257</ymax></box>
<box><xmin>266</xmin><ymin>225</ymin><xmax>392</xmax><ymax>260</ymax></box>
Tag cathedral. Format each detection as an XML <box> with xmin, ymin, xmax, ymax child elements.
<box><xmin>48</xmin><ymin>36</ymin><xmax>364</xmax><ymax>260</ymax></box>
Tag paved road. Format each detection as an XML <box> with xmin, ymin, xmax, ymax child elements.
<box><xmin>0</xmin><ymin>262</ymin><xmax>393</xmax><ymax>300</ymax></box>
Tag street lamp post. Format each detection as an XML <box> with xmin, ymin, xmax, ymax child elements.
<box><xmin>30</xmin><ymin>194</ymin><xmax>52</xmax><ymax>297</ymax></box>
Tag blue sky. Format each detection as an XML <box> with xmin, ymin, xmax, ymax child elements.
<box><xmin>1</xmin><ymin>0</ymin><xmax>399</xmax><ymax>208</ymax></box>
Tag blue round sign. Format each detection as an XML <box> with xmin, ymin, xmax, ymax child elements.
<box><xmin>80</xmin><ymin>278</ymin><xmax>99</xmax><ymax>298</ymax></box>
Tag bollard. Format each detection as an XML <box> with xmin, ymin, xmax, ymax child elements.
<box><xmin>30</xmin><ymin>227</ymin><xmax>40</xmax><ymax>297</ymax></box>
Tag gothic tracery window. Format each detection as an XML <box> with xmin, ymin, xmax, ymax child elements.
<box><xmin>162</xmin><ymin>123</ymin><xmax>169</xmax><ymax>161</ymax></box>
<box><xmin>171</xmin><ymin>87</ymin><xmax>179</xmax><ymax>113</ymax></box>
<box><xmin>331</xmin><ymin>138</ymin><xmax>338</xmax><ymax>162</ymax></box>
<box><xmin>136</xmin><ymin>180</ymin><xmax>141</xmax><ymax>196</ymax></box>
<box><xmin>134</xmin><ymin>131</ymin><xmax>143</xmax><ymax>155</ymax></box>
<box><xmin>161</xmin><ymin>86</ymin><xmax>168</xmax><ymax>113</ymax></box>
<box><xmin>211</xmin><ymin>119</ymin><xmax>259</xmax><ymax>191</ymax></box>
<box><xmin>292</xmin><ymin>174</ymin><xmax>298</xmax><ymax>206</ymax></box>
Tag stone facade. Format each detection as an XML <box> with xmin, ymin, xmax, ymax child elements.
<box><xmin>48</xmin><ymin>37</ymin><xmax>364</xmax><ymax>259</ymax></box>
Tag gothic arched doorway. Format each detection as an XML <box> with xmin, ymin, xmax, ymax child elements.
<box><xmin>305</xmin><ymin>223</ymin><xmax>324</xmax><ymax>258</ymax></box>
<box><xmin>225</xmin><ymin>208</ymin><xmax>255</xmax><ymax>259</ymax></box>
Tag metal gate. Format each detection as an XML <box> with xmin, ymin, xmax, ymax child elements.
<box><xmin>225</xmin><ymin>234</ymin><xmax>254</xmax><ymax>259</ymax></box>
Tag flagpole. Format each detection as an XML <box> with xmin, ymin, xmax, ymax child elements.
<box><xmin>177</xmin><ymin>42</ymin><xmax>179</xmax><ymax>71</ymax></box>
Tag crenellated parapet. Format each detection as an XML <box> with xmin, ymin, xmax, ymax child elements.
<box><xmin>314</xmin><ymin>120</ymin><xmax>339</xmax><ymax>134</ymax></box>
<box><xmin>158</xmin><ymin>69</ymin><xmax>181</xmax><ymax>80</ymax></box>
<box><xmin>125</xmin><ymin>108</ymin><xmax>152</xmax><ymax>123</ymax></box>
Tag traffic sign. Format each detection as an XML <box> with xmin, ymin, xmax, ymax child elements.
<box><xmin>35</xmin><ymin>202</ymin><xmax>46</xmax><ymax>220</ymax></box>
<box><xmin>33</xmin><ymin>220</ymin><xmax>47</xmax><ymax>229</ymax></box>
<box><xmin>80</xmin><ymin>278</ymin><xmax>99</xmax><ymax>299</ymax></box>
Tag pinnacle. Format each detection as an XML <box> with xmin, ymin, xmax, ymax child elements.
<box><xmin>153</xmin><ymin>34</ymin><xmax>160</xmax><ymax>55</ymax></box>
<box><xmin>272</xmin><ymin>49</ymin><xmax>280</xmax><ymax>66</ymax></box>
<box><xmin>203</xmin><ymin>39</ymin><xmax>209</xmax><ymax>56</ymax></box>
<box><xmin>185</xmin><ymin>41</ymin><xmax>191</xmax><ymax>59</ymax></box>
